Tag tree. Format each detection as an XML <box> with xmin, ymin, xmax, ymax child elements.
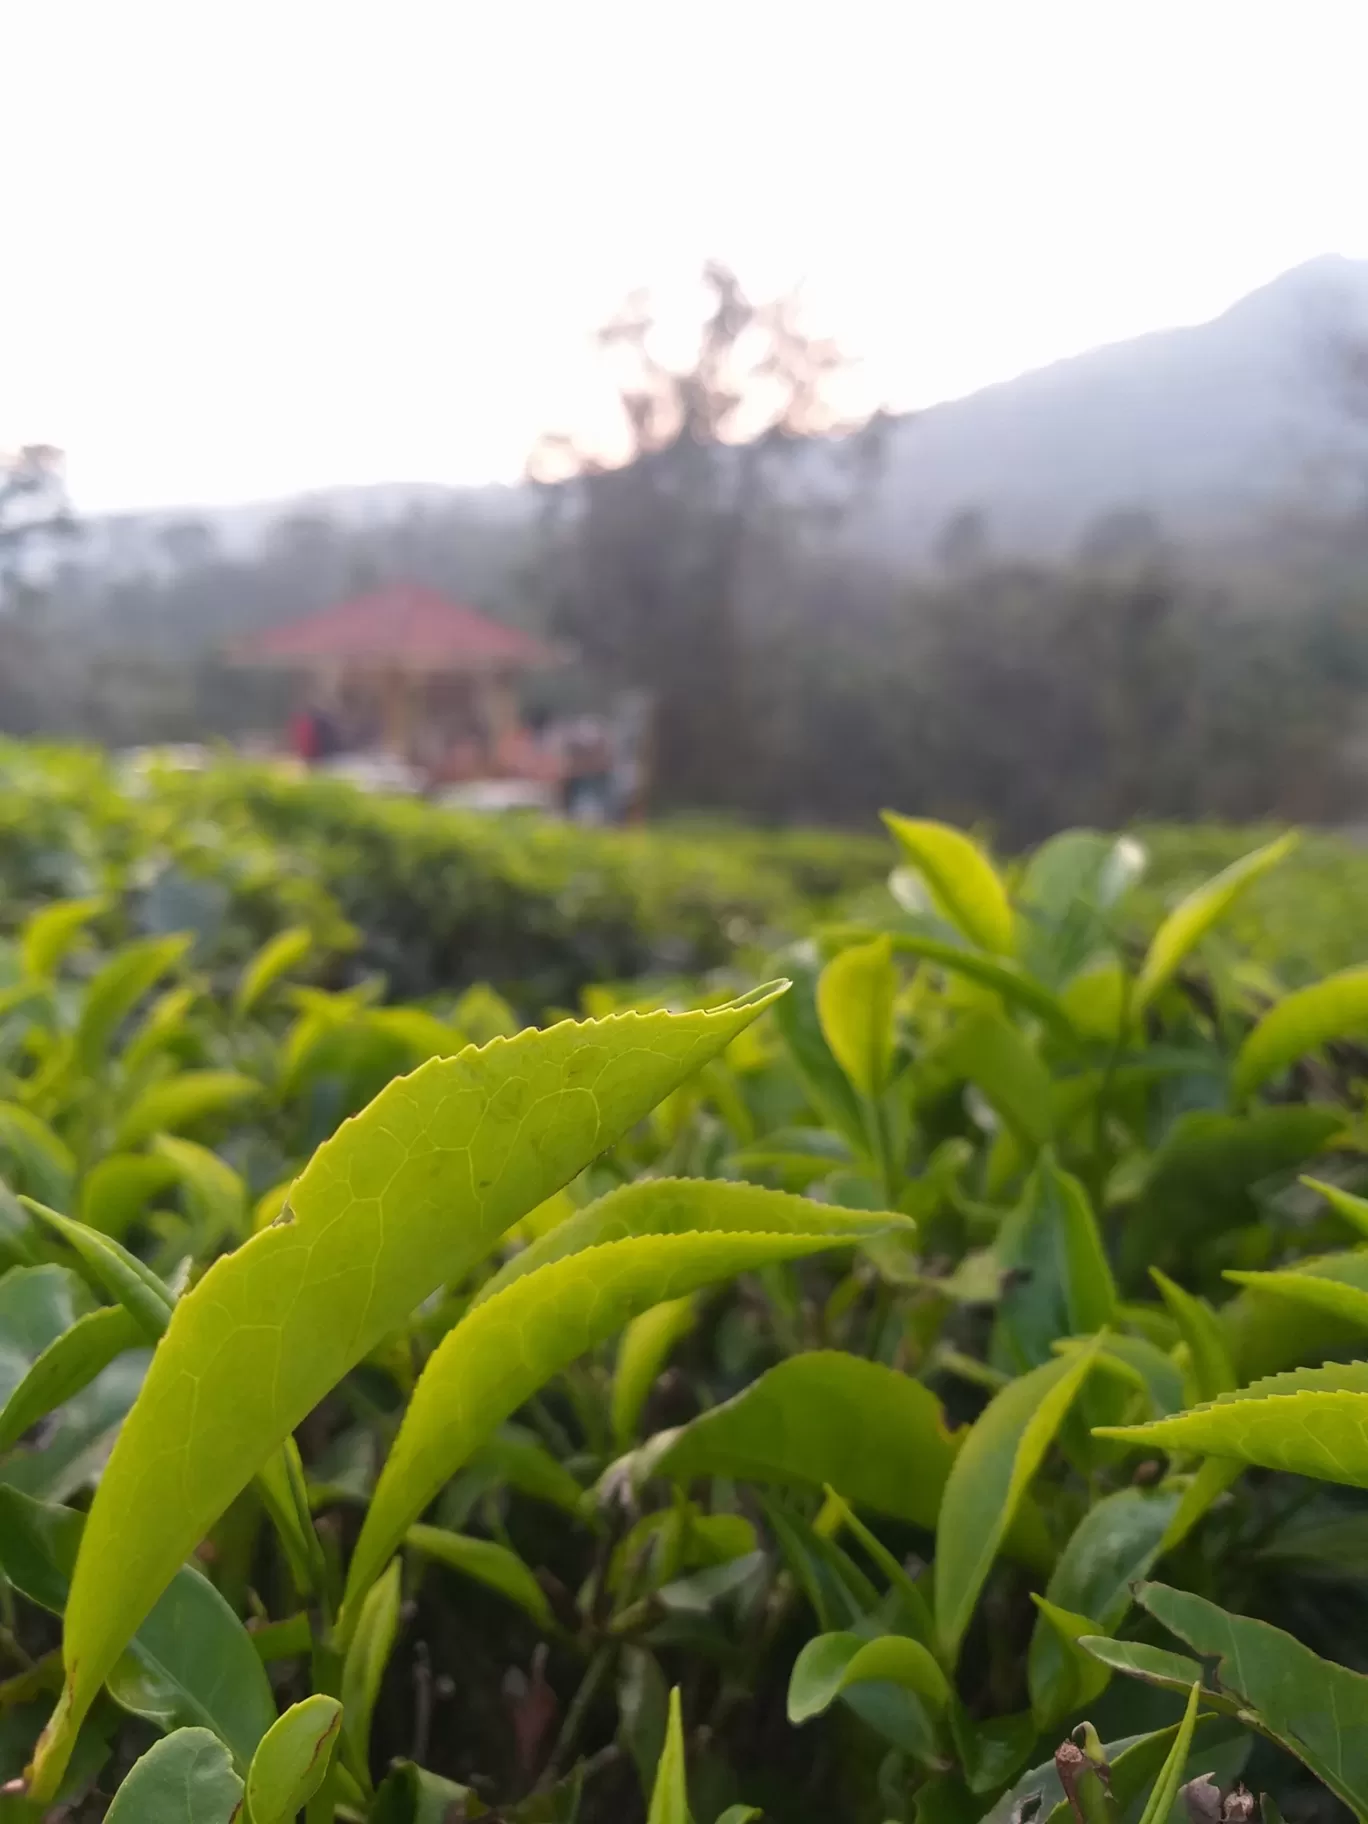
<box><xmin>0</xmin><ymin>444</ymin><xmax>74</xmax><ymax>605</ymax></box>
<box><xmin>529</xmin><ymin>262</ymin><xmax>877</xmax><ymax>810</ymax></box>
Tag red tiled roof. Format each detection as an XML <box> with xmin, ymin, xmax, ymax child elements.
<box><xmin>233</xmin><ymin>585</ymin><xmax>558</xmax><ymax>671</ymax></box>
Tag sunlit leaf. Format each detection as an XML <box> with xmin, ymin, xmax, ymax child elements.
<box><xmin>342</xmin><ymin>1191</ymin><xmax>897</xmax><ymax>1637</ymax></box>
<box><xmin>31</xmin><ymin>989</ymin><xmax>787</xmax><ymax>1799</ymax></box>
<box><xmin>1234</xmin><ymin>964</ymin><xmax>1368</xmax><ymax>1097</ymax></box>
<box><xmin>1133</xmin><ymin>833</ymin><xmax>1298</xmax><ymax>1014</ymax></box>
<box><xmin>245</xmin><ymin>1694</ymin><xmax>342</xmax><ymax>1824</ymax></box>
<box><xmin>817</xmin><ymin>935</ymin><xmax>897</xmax><ymax>1099</ymax></box>
<box><xmin>882</xmin><ymin>815</ymin><xmax>1015</xmax><ymax>955</ymax></box>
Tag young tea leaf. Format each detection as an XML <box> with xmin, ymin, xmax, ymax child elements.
<box><xmin>934</xmin><ymin>1336</ymin><xmax>1104</xmax><ymax>1662</ymax></box>
<box><xmin>647</xmin><ymin>1687</ymin><xmax>690</xmax><ymax>1824</ymax></box>
<box><xmin>787</xmin><ymin>1631</ymin><xmax>950</xmax><ymax>1723</ymax></box>
<box><xmin>31</xmin><ymin>990</ymin><xmax>786</xmax><ymax>1800</ymax></box>
<box><xmin>405</xmin><ymin>1524</ymin><xmax>556</xmax><ymax>1631</ymax></box>
<box><xmin>1134</xmin><ymin>1680</ymin><xmax>1202</xmax><ymax>1824</ymax></box>
<box><xmin>342</xmin><ymin>1201</ymin><xmax>897</xmax><ymax>1637</ymax></box>
<box><xmin>639</xmin><ymin>1351</ymin><xmax>967</xmax><ymax>1538</ymax></box>
<box><xmin>882</xmin><ymin>815</ymin><xmax>1015</xmax><ymax>955</ymax></box>
<box><xmin>611</xmin><ymin>1295</ymin><xmax>698</xmax><ymax>1449</ymax></box>
<box><xmin>816</xmin><ymin>935</ymin><xmax>897</xmax><ymax>1099</ymax></box>
<box><xmin>1233</xmin><ymin>964</ymin><xmax>1368</xmax><ymax>1098</ymax></box>
<box><xmin>245</xmin><ymin>1694</ymin><xmax>342</xmax><ymax>1824</ymax></box>
<box><xmin>1133</xmin><ymin>833</ymin><xmax>1298</xmax><ymax>1015</ymax></box>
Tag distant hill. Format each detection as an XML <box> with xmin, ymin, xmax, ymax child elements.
<box><xmin>64</xmin><ymin>254</ymin><xmax>1368</xmax><ymax>573</ymax></box>
<box><xmin>853</xmin><ymin>254</ymin><xmax>1368</xmax><ymax>559</ymax></box>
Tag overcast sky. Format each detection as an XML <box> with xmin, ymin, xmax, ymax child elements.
<box><xmin>4</xmin><ymin>0</ymin><xmax>1367</xmax><ymax>513</ymax></box>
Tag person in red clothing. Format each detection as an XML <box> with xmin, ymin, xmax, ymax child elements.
<box><xmin>288</xmin><ymin>706</ymin><xmax>322</xmax><ymax>762</ymax></box>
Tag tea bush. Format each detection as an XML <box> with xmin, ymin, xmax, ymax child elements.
<box><xmin>2</xmin><ymin>758</ymin><xmax>1368</xmax><ymax>1818</ymax></box>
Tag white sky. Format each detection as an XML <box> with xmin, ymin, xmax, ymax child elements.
<box><xmin>4</xmin><ymin>0</ymin><xmax>1367</xmax><ymax>514</ymax></box>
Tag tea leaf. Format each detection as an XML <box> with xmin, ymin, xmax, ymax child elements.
<box><xmin>341</xmin><ymin>1558</ymin><xmax>401</xmax><ymax>1780</ymax></box>
<box><xmin>1135</xmin><ymin>1680</ymin><xmax>1202</xmax><ymax>1824</ymax></box>
<box><xmin>647</xmin><ymin>1687</ymin><xmax>690</xmax><ymax>1824</ymax></box>
<box><xmin>817</xmin><ymin>935</ymin><xmax>897</xmax><ymax>1098</ymax></box>
<box><xmin>19</xmin><ymin>898</ymin><xmax>104</xmax><ymax>982</ymax></box>
<box><xmin>31</xmin><ymin>990</ymin><xmax>786</xmax><ymax>1799</ymax></box>
<box><xmin>882</xmin><ymin>815</ymin><xmax>1015</xmax><ymax>954</ymax></box>
<box><xmin>1234</xmin><ymin>964</ymin><xmax>1368</xmax><ymax>1098</ymax></box>
<box><xmin>245</xmin><ymin>1694</ymin><xmax>342</xmax><ymax>1824</ymax></box>
<box><xmin>76</xmin><ymin>935</ymin><xmax>192</xmax><ymax>1068</ymax></box>
<box><xmin>935</xmin><ymin>1336</ymin><xmax>1104</xmax><ymax>1661</ymax></box>
<box><xmin>1138</xmin><ymin>1580</ymin><xmax>1368</xmax><ymax>1814</ymax></box>
<box><xmin>0</xmin><ymin>1303</ymin><xmax>143</xmax><ymax>1454</ymax></box>
<box><xmin>405</xmin><ymin>1524</ymin><xmax>555</xmax><ymax>1631</ymax></box>
<box><xmin>235</xmin><ymin>925</ymin><xmax>313</xmax><ymax>1019</ymax></box>
<box><xmin>113</xmin><ymin>1070</ymin><xmax>261</xmax><ymax>1150</ymax></box>
<box><xmin>787</xmin><ymin>1631</ymin><xmax>950</xmax><ymax>1723</ymax></box>
<box><xmin>611</xmin><ymin>1295</ymin><xmax>698</xmax><ymax>1449</ymax></box>
<box><xmin>1150</xmin><ymin>1268</ymin><xmax>1236</xmax><ymax>1400</ymax></box>
<box><xmin>640</xmin><ymin>1351</ymin><xmax>966</xmax><ymax>1536</ymax></box>
<box><xmin>103</xmin><ymin>1728</ymin><xmax>243</xmax><ymax>1824</ymax></box>
<box><xmin>0</xmin><ymin>1487</ymin><xmax>274</xmax><ymax>1770</ymax></box>
<box><xmin>1133</xmin><ymin>833</ymin><xmax>1298</xmax><ymax>1014</ymax></box>
<box><xmin>342</xmin><ymin>1200</ymin><xmax>895</xmax><ymax>1635</ymax></box>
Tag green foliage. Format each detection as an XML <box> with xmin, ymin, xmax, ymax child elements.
<box><xmin>0</xmin><ymin>775</ymin><xmax>1366</xmax><ymax>1821</ymax></box>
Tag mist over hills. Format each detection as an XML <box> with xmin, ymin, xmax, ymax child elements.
<box><xmin>65</xmin><ymin>254</ymin><xmax>1368</xmax><ymax>577</ymax></box>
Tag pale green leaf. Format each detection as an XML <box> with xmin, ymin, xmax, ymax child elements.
<box><xmin>104</xmin><ymin>1728</ymin><xmax>243</xmax><ymax>1824</ymax></box>
<box><xmin>825</xmin><ymin>929</ymin><xmax>1075</xmax><ymax>1037</ymax></box>
<box><xmin>647</xmin><ymin>1687</ymin><xmax>690</xmax><ymax>1824</ymax></box>
<box><xmin>934</xmin><ymin>1336</ymin><xmax>1104</xmax><ymax>1662</ymax></box>
<box><xmin>480</xmin><ymin>1175</ymin><xmax>893</xmax><ymax>1307</ymax></box>
<box><xmin>235</xmin><ymin>925</ymin><xmax>314</xmax><ymax>1018</ymax></box>
<box><xmin>1135</xmin><ymin>1679</ymin><xmax>1202</xmax><ymax>1824</ymax></box>
<box><xmin>19</xmin><ymin>897</ymin><xmax>104</xmax><ymax>982</ymax></box>
<box><xmin>245</xmin><ymin>1694</ymin><xmax>342</xmax><ymax>1824</ymax></box>
<box><xmin>342</xmin><ymin>1200</ymin><xmax>895</xmax><ymax>1637</ymax></box>
<box><xmin>1234</xmin><ymin>964</ymin><xmax>1368</xmax><ymax>1098</ymax></box>
<box><xmin>0</xmin><ymin>1104</ymin><xmax>75</xmax><ymax>1210</ymax></box>
<box><xmin>1027</xmin><ymin>1595</ymin><xmax>1112</xmax><ymax>1726</ymax></box>
<box><xmin>406</xmin><ymin>1524</ymin><xmax>555</xmax><ymax>1631</ymax></box>
<box><xmin>787</xmin><ymin>1631</ymin><xmax>950</xmax><ymax>1723</ymax></box>
<box><xmin>1098</xmin><ymin>1360</ymin><xmax>1368</xmax><ymax>1488</ymax></box>
<box><xmin>33</xmin><ymin>989</ymin><xmax>786</xmax><ymax>1800</ymax></box>
<box><xmin>21</xmin><ymin>1197</ymin><xmax>173</xmax><ymax>1341</ymax></box>
<box><xmin>882</xmin><ymin>814</ymin><xmax>1015</xmax><ymax>954</ymax></box>
<box><xmin>341</xmin><ymin>1557</ymin><xmax>401</xmax><ymax>1777</ymax></box>
<box><xmin>77</xmin><ymin>934</ymin><xmax>192</xmax><ymax>1068</ymax></box>
<box><xmin>816</xmin><ymin>936</ymin><xmax>897</xmax><ymax>1099</ymax></box>
<box><xmin>114</xmin><ymin>1070</ymin><xmax>261</xmax><ymax>1150</ymax></box>
<box><xmin>1305</xmin><ymin>1176</ymin><xmax>1368</xmax><ymax>1240</ymax></box>
<box><xmin>1133</xmin><ymin>833</ymin><xmax>1298</xmax><ymax>1014</ymax></box>
<box><xmin>1151</xmin><ymin>1267</ymin><xmax>1236</xmax><ymax>1400</ymax></box>
<box><xmin>79</xmin><ymin>1153</ymin><xmax>178</xmax><ymax>1239</ymax></box>
<box><xmin>152</xmin><ymin>1134</ymin><xmax>247</xmax><ymax>1244</ymax></box>
<box><xmin>639</xmin><ymin>1351</ymin><xmax>962</xmax><ymax>1536</ymax></box>
<box><xmin>0</xmin><ymin>1303</ymin><xmax>143</xmax><ymax>1455</ymax></box>
<box><xmin>612</xmin><ymin>1296</ymin><xmax>697</xmax><ymax>1449</ymax></box>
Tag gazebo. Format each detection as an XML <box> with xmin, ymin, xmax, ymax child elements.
<box><xmin>231</xmin><ymin>584</ymin><xmax>564</xmax><ymax>789</ymax></box>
